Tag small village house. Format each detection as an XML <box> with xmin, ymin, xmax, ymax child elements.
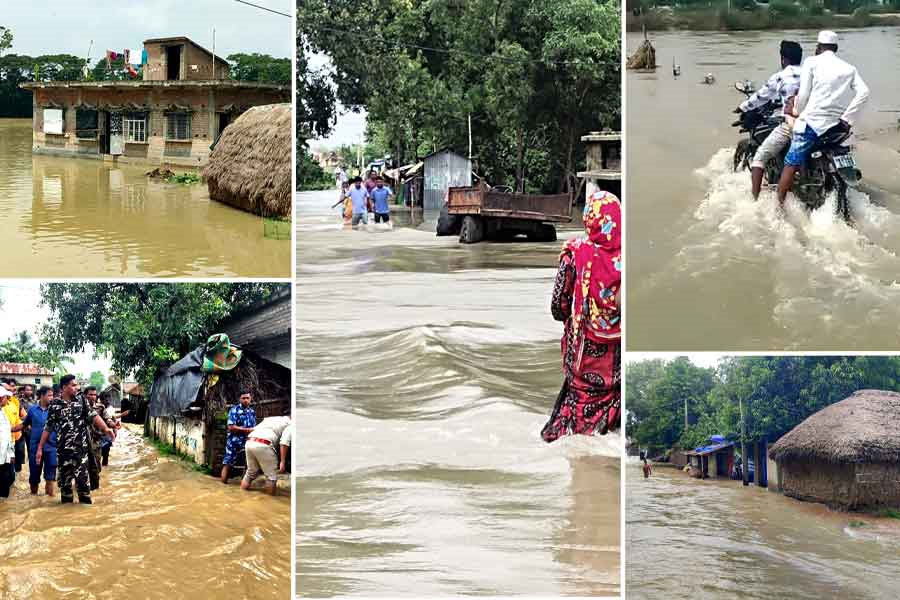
<box><xmin>578</xmin><ymin>131</ymin><xmax>621</xmax><ymax>200</ymax></box>
<box><xmin>21</xmin><ymin>36</ymin><xmax>289</xmax><ymax>168</ymax></box>
<box><xmin>770</xmin><ymin>389</ymin><xmax>900</xmax><ymax>510</ymax></box>
<box><xmin>147</xmin><ymin>289</ymin><xmax>291</xmax><ymax>473</ymax></box>
<box><xmin>685</xmin><ymin>436</ymin><xmax>735</xmax><ymax>479</ymax></box>
<box><xmin>0</xmin><ymin>362</ymin><xmax>54</xmax><ymax>387</ymax></box>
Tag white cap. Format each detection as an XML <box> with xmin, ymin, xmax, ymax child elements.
<box><xmin>0</xmin><ymin>387</ymin><xmax>10</xmax><ymax>397</ymax></box>
<box><xmin>818</xmin><ymin>30</ymin><xmax>838</xmax><ymax>45</ymax></box>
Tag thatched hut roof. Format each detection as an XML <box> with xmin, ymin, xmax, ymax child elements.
<box><xmin>204</xmin><ymin>103</ymin><xmax>291</xmax><ymax>218</ymax></box>
<box><xmin>770</xmin><ymin>390</ymin><xmax>900</xmax><ymax>464</ymax></box>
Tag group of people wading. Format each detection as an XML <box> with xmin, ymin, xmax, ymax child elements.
<box><xmin>332</xmin><ymin>169</ymin><xmax>395</xmax><ymax>227</ymax></box>
<box><xmin>0</xmin><ymin>375</ymin><xmax>121</xmax><ymax>503</ymax></box>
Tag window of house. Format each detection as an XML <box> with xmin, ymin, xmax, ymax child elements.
<box><xmin>34</xmin><ymin>378</ymin><xmax>40</xmax><ymax>385</ymax></box>
<box><xmin>75</xmin><ymin>109</ymin><xmax>99</xmax><ymax>139</ymax></box>
<box><xmin>165</xmin><ymin>112</ymin><xmax>191</xmax><ymax>140</ymax></box>
<box><xmin>124</xmin><ymin>112</ymin><xmax>147</xmax><ymax>143</ymax></box>
<box><xmin>43</xmin><ymin>108</ymin><xmax>64</xmax><ymax>134</ymax></box>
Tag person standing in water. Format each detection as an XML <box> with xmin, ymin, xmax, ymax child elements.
<box><xmin>542</xmin><ymin>190</ymin><xmax>621</xmax><ymax>442</ymax></box>
<box><xmin>369</xmin><ymin>176</ymin><xmax>394</xmax><ymax>224</ymax></box>
<box><xmin>22</xmin><ymin>386</ymin><xmax>57</xmax><ymax>496</ymax></box>
<box><xmin>642</xmin><ymin>458</ymin><xmax>652</xmax><ymax>478</ymax></box>
<box><xmin>220</xmin><ymin>390</ymin><xmax>256</xmax><ymax>484</ymax></box>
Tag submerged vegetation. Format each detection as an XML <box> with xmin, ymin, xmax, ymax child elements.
<box><xmin>166</xmin><ymin>172</ymin><xmax>200</xmax><ymax>185</ymax></box>
<box><xmin>626</xmin><ymin>0</ymin><xmax>900</xmax><ymax>31</ymax></box>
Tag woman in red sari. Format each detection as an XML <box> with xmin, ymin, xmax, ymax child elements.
<box><xmin>542</xmin><ymin>190</ymin><xmax>621</xmax><ymax>442</ymax></box>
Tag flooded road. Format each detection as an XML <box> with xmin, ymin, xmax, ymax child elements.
<box><xmin>627</xmin><ymin>28</ymin><xmax>900</xmax><ymax>350</ymax></box>
<box><xmin>0</xmin><ymin>119</ymin><xmax>289</xmax><ymax>277</ymax></box>
<box><xmin>296</xmin><ymin>189</ymin><xmax>621</xmax><ymax>596</ymax></box>
<box><xmin>0</xmin><ymin>425</ymin><xmax>290</xmax><ymax>599</ymax></box>
<box><xmin>627</xmin><ymin>462</ymin><xmax>900</xmax><ymax>599</ymax></box>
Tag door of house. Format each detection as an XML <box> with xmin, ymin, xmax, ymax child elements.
<box><xmin>99</xmin><ymin>111</ymin><xmax>111</xmax><ymax>154</ymax></box>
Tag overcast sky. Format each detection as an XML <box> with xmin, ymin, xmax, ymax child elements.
<box><xmin>2</xmin><ymin>0</ymin><xmax>292</xmax><ymax>61</ymax></box>
<box><xmin>0</xmin><ymin>282</ymin><xmax>112</xmax><ymax>381</ymax></box>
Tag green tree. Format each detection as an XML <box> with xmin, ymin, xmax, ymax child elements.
<box><xmin>40</xmin><ymin>283</ymin><xmax>286</xmax><ymax>387</ymax></box>
<box><xmin>0</xmin><ymin>330</ymin><xmax>73</xmax><ymax>372</ymax></box>
<box><xmin>227</xmin><ymin>53</ymin><xmax>291</xmax><ymax>85</ymax></box>
<box><xmin>0</xmin><ymin>26</ymin><xmax>12</xmax><ymax>56</ymax></box>
<box><xmin>89</xmin><ymin>370</ymin><xmax>106</xmax><ymax>390</ymax></box>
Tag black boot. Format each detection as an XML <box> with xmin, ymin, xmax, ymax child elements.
<box><xmin>78</xmin><ymin>494</ymin><xmax>92</xmax><ymax>504</ymax></box>
<box><xmin>61</xmin><ymin>494</ymin><xmax>74</xmax><ymax>504</ymax></box>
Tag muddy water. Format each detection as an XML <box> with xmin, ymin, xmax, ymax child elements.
<box><xmin>0</xmin><ymin>119</ymin><xmax>289</xmax><ymax>277</ymax></box>
<box><xmin>0</xmin><ymin>425</ymin><xmax>290</xmax><ymax>599</ymax></box>
<box><xmin>627</xmin><ymin>29</ymin><xmax>900</xmax><ymax>350</ymax></box>
<box><xmin>627</xmin><ymin>462</ymin><xmax>900</xmax><ymax>599</ymax></box>
<box><xmin>296</xmin><ymin>190</ymin><xmax>621</xmax><ymax>596</ymax></box>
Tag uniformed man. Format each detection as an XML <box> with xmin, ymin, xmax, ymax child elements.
<box><xmin>220</xmin><ymin>390</ymin><xmax>256</xmax><ymax>484</ymax></box>
<box><xmin>241</xmin><ymin>415</ymin><xmax>291</xmax><ymax>496</ymax></box>
<box><xmin>84</xmin><ymin>386</ymin><xmax>115</xmax><ymax>490</ymax></box>
<box><xmin>36</xmin><ymin>375</ymin><xmax>116</xmax><ymax>504</ymax></box>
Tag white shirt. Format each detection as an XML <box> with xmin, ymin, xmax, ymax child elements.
<box><xmin>740</xmin><ymin>64</ymin><xmax>801</xmax><ymax>115</ymax></box>
<box><xmin>793</xmin><ymin>50</ymin><xmax>869</xmax><ymax>135</ymax></box>
<box><xmin>249</xmin><ymin>416</ymin><xmax>292</xmax><ymax>446</ymax></box>
<box><xmin>0</xmin><ymin>407</ymin><xmax>13</xmax><ymax>464</ymax></box>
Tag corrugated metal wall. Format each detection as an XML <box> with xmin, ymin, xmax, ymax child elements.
<box><xmin>423</xmin><ymin>150</ymin><xmax>471</xmax><ymax>215</ymax></box>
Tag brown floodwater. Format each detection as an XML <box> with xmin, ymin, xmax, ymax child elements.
<box><xmin>0</xmin><ymin>425</ymin><xmax>291</xmax><ymax>599</ymax></box>
<box><xmin>627</xmin><ymin>28</ymin><xmax>900</xmax><ymax>350</ymax></box>
<box><xmin>0</xmin><ymin>119</ymin><xmax>290</xmax><ymax>277</ymax></box>
<box><xmin>627</xmin><ymin>462</ymin><xmax>900</xmax><ymax>599</ymax></box>
<box><xmin>296</xmin><ymin>189</ymin><xmax>621</xmax><ymax>596</ymax></box>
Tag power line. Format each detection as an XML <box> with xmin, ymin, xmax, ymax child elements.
<box><xmin>233</xmin><ymin>0</ymin><xmax>292</xmax><ymax>18</ymax></box>
<box><xmin>304</xmin><ymin>25</ymin><xmax>620</xmax><ymax>68</ymax></box>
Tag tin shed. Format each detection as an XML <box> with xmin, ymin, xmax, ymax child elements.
<box><xmin>423</xmin><ymin>149</ymin><xmax>471</xmax><ymax>215</ymax></box>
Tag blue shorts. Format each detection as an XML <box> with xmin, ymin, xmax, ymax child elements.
<box><xmin>784</xmin><ymin>126</ymin><xmax>820</xmax><ymax>167</ymax></box>
<box><xmin>222</xmin><ymin>436</ymin><xmax>247</xmax><ymax>466</ymax></box>
<box><xmin>29</xmin><ymin>447</ymin><xmax>58</xmax><ymax>485</ymax></box>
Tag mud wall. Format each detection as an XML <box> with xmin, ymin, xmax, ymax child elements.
<box><xmin>780</xmin><ymin>460</ymin><xmax>900</xmax><ymax>509</ymax></box>
<box><xmin>149</xmin><ymin>415</ymin><xmax>208</xmax><ymax>465</ymax></box>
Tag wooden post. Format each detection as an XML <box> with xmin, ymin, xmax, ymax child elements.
<box><xmin>739</xmin><ymin>394</ymin><xmax>748</xmax><ymax>487</ymax></box>
<box><xmin>684</xmin><ymin>397</ymin><xmax>689</xmax><ymax>430</ymax></box>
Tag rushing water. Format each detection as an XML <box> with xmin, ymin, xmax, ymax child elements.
<box><xmin>0</xmin><ymin>119</ymin><xmax>290</xmax><ymax>277</ymax></box>
<box><xmin>627</xmin><ymin>28</ymin><xmax>900</xmax><ymax>350</ymax></box>
<box><xmin>0</xmin><ymin>425</ymin><xmax>290</xmax><ymax>599</ymax></box>
<box><xmin>296</xmin><ymin>189</ymin><xmax>621</xmax><ymax>596</ymax></box>
<box><xmin>626</xmin><ymin>462</ymin><xmax>900</xmax><ymax>599</ymax></box>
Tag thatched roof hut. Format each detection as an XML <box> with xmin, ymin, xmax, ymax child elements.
<box><xmin>770</xmin><ymin>390</ymin><xmax>900</xmax><ymax>510</ymax></box>
<box><xmin>204</xmin><ymin>103</ymin><xmax>291</xmax><ymax>218</ymax></box>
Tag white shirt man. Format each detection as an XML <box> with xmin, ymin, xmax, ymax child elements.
<box><xmin>240</xmin><ymin>415</ymin><xmax>291</xmax><ymax>495</ymax></box>
<box><xmin>793</xmin><ymin>31</ymin><xmax>869</xmax><ymax>136</ymax></box>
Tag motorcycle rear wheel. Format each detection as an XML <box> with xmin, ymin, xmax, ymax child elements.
<box><xmin>835</xmin><ymin>177</ymin><xmax>851</xmax><ymax>224</ymax></box>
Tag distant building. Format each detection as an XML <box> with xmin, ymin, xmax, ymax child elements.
<box><xmin>578</xmin><ymin>131</ymin><xmax>621</xmax><ymax>200</ymax></box>
<box><xmin>21</xmin><ymin>36</ymin><xmax>289</xmax><ymax>167</ymax></box>
<box><xmin>0</xmin><ymin>363</ymin><xmax>54</xmax><ymax>387</ymax></box>
<box><xmin>685</xmin><ymin>436</ymin><xmax>735</xmax><ymax>479</ymax></box>
<box><xmin>423</xmin><ymin>148</ymin><xmax>471</xmax><ymax>214</ymax></box>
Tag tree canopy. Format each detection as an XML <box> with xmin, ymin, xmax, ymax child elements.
<box><xmin>40</xmin><ymin>283</ymin><xmax>285</xmax><ymax>387</ymax></box>
<box><xmin>629</xmin><ymin>356</ymin><xmax>900</xmax><ymax>453</ymax></box>
<box><xmin>228</xmin><ymin>53</ymin><xmax>291</xmax><ymax>85</ymax></box>
<box><xmin>0</xmin><ymin>330</ymin><xmax>73</xmax><ymax>373</ymax></box>
<box><xmin>297</xmin><ymin>0</ymin><xmax>620</xmax><ymax>194</ymax></box>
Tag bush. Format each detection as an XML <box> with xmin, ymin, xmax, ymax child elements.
<box><xmin>851</xmin><ymin>6</ymin><xmax>874</xmax><ymax>26</ymax></box>
<box><xmin>769</xmin><ymin>0</ymin><xmax>806</xmax><ymax>17</ymax></box>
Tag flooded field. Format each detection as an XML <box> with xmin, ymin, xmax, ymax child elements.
<box><xmin>0</xmin><ymin>119</ymin><xmax>289</xmax><ymax>277</ymax></box>
<box><xmin>296</xmin><ymin>190</ymin><xmax>621</xmax><ymax>596</ymax></box>
<box><xmin>627</xmin><ymin>28</ymin><xmax>900</xmax><ymax>350</ymax></box>
<box><xmin>627</xmin><ymin>462</ymin><xmax>900</xmax><ymax>599</ymax></box>
<box><xmin>0</xmin><ymin>425</ymin><xmax>290</xmax><ymax>599</ymax></box>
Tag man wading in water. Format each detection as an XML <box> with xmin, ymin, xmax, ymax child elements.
<box><xmin>37</xmin><ymin>375</ymin><xmax>116</xmax><ymax>504</ymax></box>
<box><xmin>221</xmin><ymin>390</ymin><xmax>256</xmax><ymax>485</ymax></box>
<box><xmin>542</xmin><ymin>191</ymin><xmax>622</xmax><ymax>442</ymax></box>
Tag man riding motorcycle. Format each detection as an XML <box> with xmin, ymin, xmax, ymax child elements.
<box><xmin>735</xmin><ymin>40</ymin><xmax>803</xmax><ymax>200</ymax></box>
<box><xmin>777</xmin><ymin>31</ymin><xmax>870</xmax><ymax>209</ymax></box>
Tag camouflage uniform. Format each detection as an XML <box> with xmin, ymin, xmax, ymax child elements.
<box><xmin>88</xmin><ymin>401</ymin><xmax>116</xmax><ymax>490</ymax></box>
<box><xmin>44</xmin><ymin>394</ymin><xmax>97</xmax><ymax>503</ymax></box>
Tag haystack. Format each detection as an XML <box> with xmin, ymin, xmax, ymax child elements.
<box><xmin>204</xmin><ymin>103</ymin><xmax>292</xmax><ymax>218</ymax></box>
<box><xmin>627</xmin><ymin>36</ymin><xmax>656</xmax><ymax>70</ymax></box>
<box><xmin>770</xmin><ymin>390</ymin><xmax>900</xmax><ymax>510</ymax></box>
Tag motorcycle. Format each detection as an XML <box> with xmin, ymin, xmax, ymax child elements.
<box><xmin>731</xmin><ymin>80</ymin><xmax>861</xmax><ymax>223</ymax></box>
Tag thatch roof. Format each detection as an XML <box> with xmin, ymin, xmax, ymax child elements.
<box><xmin>204</xmin><ymin>103</ymin><xmax>291</xmax><ymax>218</ymax></box>
<box><xmin>770</xmin><ymin>390</ymin><xmax>900</xmax><ymax>464</ymax></box>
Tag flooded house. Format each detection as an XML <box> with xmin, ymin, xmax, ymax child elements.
<box><xmin>684</xmin><ymin>435</ymin><xmax>735</xmax><ymax>479</ymax></box>
<box><xmin>0</xmin><ymin>362</ymin><xmax>54</xmax><ymax>387</ymax></box>
<box><xmin>578</xmin><ymin>131</ymin><xmax>621</xmax><ymax>200</ymax></box>
<box><xmin>769</xmin><ymin>389</ymin><xmax>900</xmax><ymax>510</ymax></box>
<box><xmin>147</xmin><ymin>289</ymin><xmax>291</xmax><ymax>474</ymax></box>
<box><xmin>21</xmin><ymin>36</ymin><xmax>289</xmax><ymax>168</ymax></box>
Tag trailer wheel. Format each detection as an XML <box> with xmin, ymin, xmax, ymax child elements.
<box><xmin>529</xmin><ymin>223</ymin><xmax>556</xmax><ymax>242</ymax></box>
<box><xmin>459</xmin><ymin>215</ymin><xmax>485</xmax><ymax>244</ymax></box>
<box><xmin>436</xmin><ymin>202</ymin><xmax>461</xmax><ymax>236</ymax></box>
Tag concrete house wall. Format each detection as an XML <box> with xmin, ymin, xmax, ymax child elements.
<box><xmin>143</xmin><ymin>38</ymin><xmax>230</xmax><ymax>82</ymax></box>
<box><xmin>149</xmin><ymin>414</ymin><xmax>207</xmax><ymax>465</ymax></box>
